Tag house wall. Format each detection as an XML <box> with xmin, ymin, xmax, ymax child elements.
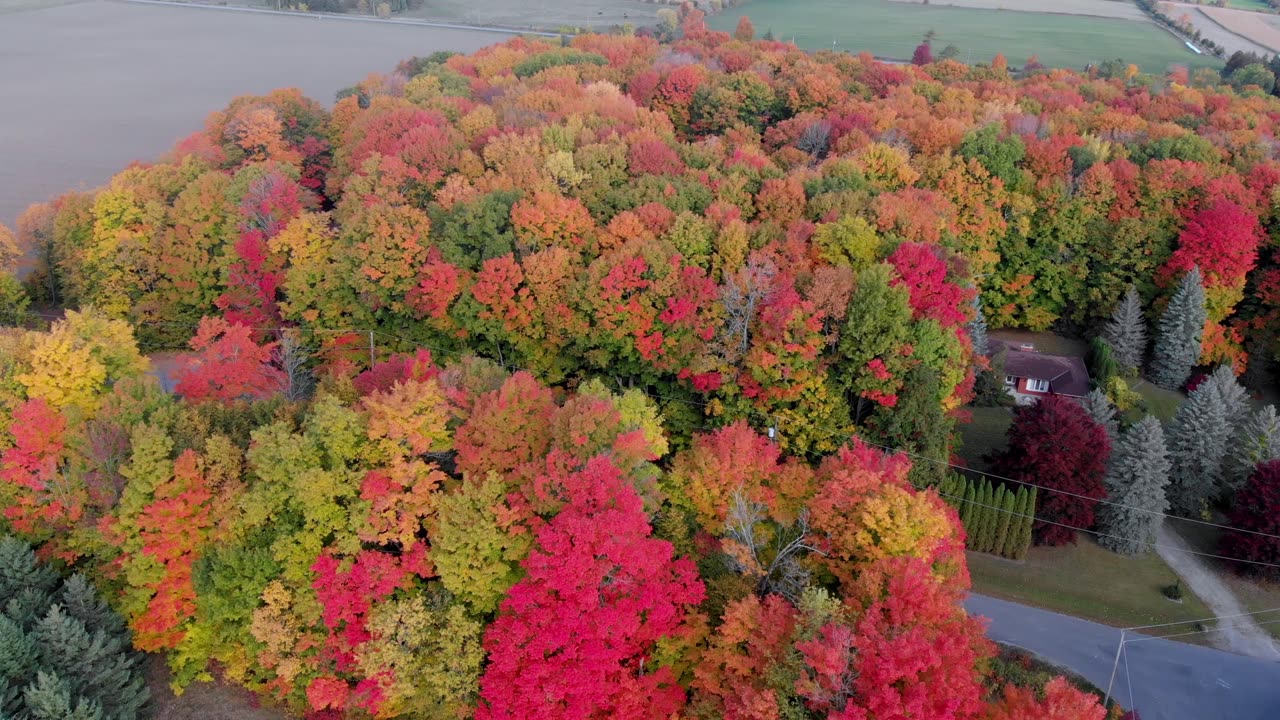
<box><xmin>1004</xmin><ymin>376</ymin><xmax>1057</xmax><ymax>406</ymax></box>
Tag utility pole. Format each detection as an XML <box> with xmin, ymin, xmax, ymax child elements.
<box><xmin>369</xmin><ymin>330</ymin><xmax>376</xmax><ymax>367</ymax></box>
<box><xmin>1103</xmin><ymin>629</ymin><xmax>1125</xmax><ymax>707</ymax></box>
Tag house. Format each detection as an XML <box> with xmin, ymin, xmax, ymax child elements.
<box><xmin>995</xmin><ymin>342</ymin><xmax>1091</xmax><ymax>405</ymax></box>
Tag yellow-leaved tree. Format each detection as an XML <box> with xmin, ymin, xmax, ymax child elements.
<box><xmin>17</xmin><ymin>308</ymin><xmax>149</xmax><ymax>416</ymax></box>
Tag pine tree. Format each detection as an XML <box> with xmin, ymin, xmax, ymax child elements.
<box><xmin>32</xmin><ymin>606</ymin><xmax>147</xmax><ymax>720</ymax></box>
<box><xmin>991</xmin><ymin>486</ymin><xmax>1015</xmax><ymax>557</ymax></box>
<box><xmin>1081</xmin><ymin>389</ymin><xmax>1118</xmax><ymax>442</ymax></box>
<box><xmin>55</xmin><ymin>577</ymin><xmax>125</xmax><ymax>639</ymax></box>
<box><xmin>0</xmin><ymin>538</ymin><xmax>57</xmax><ymax>607</ymax></box>
<box><xmin>1166</xmin><ymin>380</ymin><xmax>1231</xmax><ymax>517</ymax></box>
<box><xmin>1150</xmin><ymin>266</ymin><xmax>1206</xmax><ymax>390</ymax></box>
<box><xmin>21</xmin><ymin>671</ymin><xmax>103</xmax><ymax>720</ymax></box>
<box><xmin>1226</xmin><ymin>405</ymin><xmax>1280</xmax><ymax>493</ymax></box>
<box><xmin>0</xmin><ymin>615</ymin><xmax>36</xmax><ymax>711</ymax></box>
<box><xmin>969</xmin><ymin>294</ymin><xmax>990</xmax><ymax>357</ymax></box>
<box><xmin>1204</xmin><ymin>364</ymin><xmax>1250</xmax><ymax>430</ymax></box>
<box><xmin>1103</xmin><ymin>286</ymin><xmax>1146</xmax><ymax>375</ymax></box>
<box><xmin>1097</xmin><ymin>416</ymin><xmax>1172</xmax><ymax>555</ymax></box>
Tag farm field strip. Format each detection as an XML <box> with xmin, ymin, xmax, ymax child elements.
<box><xmin>889</xmin><ymin>0</ymin><xmax>1148</xmax><ymax>21</ymax></box>
<box><xmin>710</xmin><ymin>0</ymin><xmax>1219</xmax><ymax>71</ymax></box>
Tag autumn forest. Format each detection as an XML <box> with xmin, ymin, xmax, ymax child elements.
<box><xmin>3</xmin><ymin>5</ymin><xmax>1280</xmax><ymax>719</ymax></box>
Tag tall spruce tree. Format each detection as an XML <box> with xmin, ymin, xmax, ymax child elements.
<box><xmin>1081</xmin><ymin>389</ymin><xmax>1119</xmax><ymax>441</ymax></box>
<box><xmin>1151</xmin><ymin>266</ymin><xmax>1206</xmax><ymax>390</ymax></box>
<box><xmin>968</xmin><ymin>294</ymin><xmax>990</xmax><ymax>357</ymax></box>
<box><xmin>1103</xmin><ymin>286</ymin><xmax>1147</xmax><ymax>375</ymax></box>
<box><xmin>0</xmin><ymin>538</ymin><xmax>147</xmax><ymax>720</ymax></box>
<box><xmin>1097</xmin><ymin>416</ymin><xmax>1172</xmax><ymax>555</ymax></box>
<box><xmin>1166</xmin><ymin>379</ymin><xmax>1232</xmax><ymax>517</ymax></box>
<box><xmin>1204</xmin><ymin>364</ymin><xmax>1250</xmax><ymax>430</ymax></box>
<box><xmin>1226</xmin><ymin>405</ymin><xmax>1280</xmax><ymax>493</ymax></box>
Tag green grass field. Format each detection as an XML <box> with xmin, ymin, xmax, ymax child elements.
<box><xmin>968</xmin><ymin>538</ymin><xmax>1218</xmax><ymax>642</ymax></box>
<box><xmin>1130</xmin><ymin>379</ymin><xmax>1184</xmax><ymax>422</ymax></box>
<box><xmin>958</xmin><ymin>406</ymin><xmax>1013</xmax><ymax>471</ymax></box>
<box><xmin>1227</xmin><ymin>0</ymin><xmax>1275</xmax><ymax>13</ymax></box>
<box><xmin>710</xmin><ymin>0</ymin><xmax>1221</xmax><ymax>72</ymax></box>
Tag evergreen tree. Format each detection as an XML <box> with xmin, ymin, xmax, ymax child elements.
<box><xmin>1081</xmin><ymin>389</ymin><xmax>1119</xmax><ymax>442</ymax></box>
<box><xmin>1002</xmin><ymin>487</ymin><xmax>1028</xmax><ymax>558</ymax></box>
<box><xmin>1103</xmin><ymin>286</ymin><xmax>1146</xmax><ymax>375</ymax></box>
<box><xmin>56</xmin><ymin>576</ymin><xmax>126</xmax><ymax>639</ymax></box>
<box><xmin>977</xmin><ymin>479</ymin><xmax>998</xmax><ymax>550</ymax></box>
<box><xmin>1151</xmin><ymin>266</ymin><xmax>1206</xmax><ymax>390</ymax></box>
<box><xmin>968</xmin><ymin>294</ymin><xmax>989</xmax><ymax>357</ymax></box>
<box><xmin>0</xmin><ymin>539</ymin><xmax>146</xmax><ymax>720</ymax></box>
<box><xmin>1204</xmin><ymin>364</ymin><xmax>1250</xmax><ymax>430</ymax></box>
<box><xmin>1167</xmin><ymin>380</ymin><xmax>1232</xmax><ymax>517</ymax></box>
<box><xmin>1226</xmin><ymin>405</ymin><xmax>1280</xmax><ymax>493</ymax></box>
<box><xmin>865</xmin><ymin>365</ymin><xmax>952</xmax><ymax>487</ymax></box>
<box><xmin>1097</xmin><ymin>416</ymin><xmax>1172</xmax><ymax>555</ymax></box>
<box><xmin>991</xmin><ymin>486</ymin><xmax>1015</xmax><ymax>557</ymax></box>
<box><xmin>960</xmin><ymin>479</ymin><xmax>977</xmax><ymax>533</ymax></box>
<box><xmin>22</xmin><ymin>670</ymin><xmax>103</xmax><ymax>720</ymax></box>
<box><xmin>0</xmin><ymin>615</ymin><xmax>36</xmax><ymax>711</ymax></box>
<box><xmin>0</xmin><ymin>538</ymin><xmax>57</xmax><ymax>607</ymax></box>
<box><xmin>1087</xmin><ymin>337</ymin><xmax>1118</xmax><ymax>386</ymax></box>
<box><xmin>31</xmin><ymin>607</ymin><xmax>147</xmax><ymax>720</ymax></box>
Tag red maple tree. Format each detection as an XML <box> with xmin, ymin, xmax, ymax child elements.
<box><xmin>988</xmin><ymin>395</ymin><xmax>1110</xmax><ymax>545</ymax></box>
<box><xmin>476</xmin><ymin>456</ymin><xmax>704</xmax><ymax>720</ymax></box>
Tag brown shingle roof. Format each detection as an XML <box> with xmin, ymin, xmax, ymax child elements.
<box><xmin>1002</xmin><ymin>349</ymin><xmax>1091</xmax><ymax>397</ymax></box>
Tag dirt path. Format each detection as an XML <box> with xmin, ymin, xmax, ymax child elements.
<box><xmin>1155</xmin><ymin>522</ymin><xmax>1280</xmax><ymax>660</ymax></box>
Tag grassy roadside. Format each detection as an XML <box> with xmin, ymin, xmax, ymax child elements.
<box><xmin>1167</xmin><ymin>520</ymin><xmax>1280</xmax><ymax>642</ymax></box>
<box><xmin>967</xmin><ymin>538</ymin><xmax>1218</xmax><ymax>644</ymax></box>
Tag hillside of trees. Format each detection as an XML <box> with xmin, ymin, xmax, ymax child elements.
<box><xmin>5</xmin><ymin>5</ymin><xmax>1280</xmax><ymax>718</ymax></box>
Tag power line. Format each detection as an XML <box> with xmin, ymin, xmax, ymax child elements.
<box><xmin>1125</xmin><ymin>606</ymin><xmax>1280</xmax><ymax>632</ymax></box>
<box><xmin>858</xmin><ymin>435</ymin><xmax>1280</xmax><ymax>543</ymax></box>
<box><xmin>1126</xmin><ymin>617</ymin><xmax>1280</xmax><ymax>644</ymax></box>
<box><xmin>923</xmin><ymin>477</ymin><xmax>1280</xmax><ymax>571</ymax></box>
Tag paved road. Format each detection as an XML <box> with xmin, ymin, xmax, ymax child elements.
<box><xmin>0</xmin><ymin>0</ymin><xmax>508</xmax><ymax>228</ymax></box>
<box><xmin>966</xmin><ymin>594</ymin><xmax>1280</xmax><ymax>720</ymax></box>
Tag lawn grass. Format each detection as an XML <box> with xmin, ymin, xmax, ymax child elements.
<box><xmin>1130</xmin><ymin>378</ymin><xmax>1183</xmax><ymax>422</ymax></box>
<box><xmin>967</xmin><ymin>537</ymin><xmax>1218</xmax><ymax>642</ymax></box>
<box><xmin>958</xmin><ymin>406</ymin><xmax>1013</xmax><ymax>471</ymax></box>
<box><xmin>1167</xmin><ymin>520</ymin><xmax>1280</xmax><ymax>642</ymax></box>
<box><xmin>710</xmin><ymin>0</ymin><xmax>1221</xmax><ymax>72</ymax></box>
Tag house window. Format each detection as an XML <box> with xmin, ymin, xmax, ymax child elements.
<box><xmin>1004</xmin><ymin>375</ymin><xmax>1016</xmax><ymax>387</ymax></box>
<box><xmin>1026</xmin><ymin>378</ymin><xmax>1050</xmax><ymax>393</ymax></box>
